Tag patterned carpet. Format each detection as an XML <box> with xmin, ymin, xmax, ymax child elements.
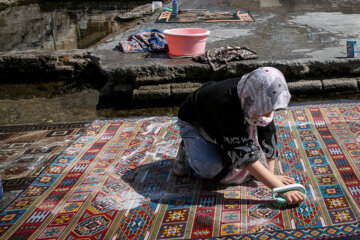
<box><xmin>0</xmin><ymin>122</ymin><xmax>88</xmax><ymax>191</ymax></box>
<box><xmin>155</xmin><ymin>10</ymin><xmax>254</xmax><ymax>23</ymax></box>
<box><xmin>0</xmin><ymin>122</ymin><xmax>88</xmax><ymax>212</ymax></box>
<box><xmin>0</xmin><ymin>102</ymin><xmax>360</xmax><ymax>239</ymax></box>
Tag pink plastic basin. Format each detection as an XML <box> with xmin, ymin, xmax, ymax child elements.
<box><xmin>163</xmin><ymin>28</ymin><xmax>210</xmax><ymax>57</ymax></box>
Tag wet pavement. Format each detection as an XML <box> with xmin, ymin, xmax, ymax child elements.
<box><xmin>99</xmin><ymin>0</ymin><xmax>360</xmax><ymax>60</ymax></box>
<box><xmin>227</xmin><ymin>0</ymin><xmax>360</xmax><ymax>59</ymax></box>
<box><xmin>0</xmin><ymin>82</ymin><xmax>359</xmax><ymax>125</ymax></box>
<box><xmin>0</xmin><ymin>84</ymin><xmax>180</xmax><ymax>125</ymax></box>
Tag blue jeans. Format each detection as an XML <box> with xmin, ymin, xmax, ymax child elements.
<box><xmin>178</xmin><ymin>120</ymin><xmax>224</xmax><ymax>179</ymax></box>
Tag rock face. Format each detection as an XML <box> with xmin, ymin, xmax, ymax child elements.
<box><xmin>0</xmin><ymin>4</ymin><xmax>77</xmax><ymax>51</ymax></box>
<box><xmin>0</xmin><ymin>1</ymin><xmax>154</xmax><ymax>51</ymax></box>
<box><xmin>0</xmin><ymin>50</ymin><xmax>92</xmax><ymax>82</ymax></box>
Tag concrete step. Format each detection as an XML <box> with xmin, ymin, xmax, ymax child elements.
<box><xmin>1</xmin><ymin>49</ymin><xmax>360</xmax><ymax>104</ymax></box>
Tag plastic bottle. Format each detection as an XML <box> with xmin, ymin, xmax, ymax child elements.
<box><xmin>172</xmin><ymin>0</ymin><xmax>178</xmax><ymax>14</ymax></box>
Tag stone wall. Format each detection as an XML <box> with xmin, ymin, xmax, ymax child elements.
<box><xmin>90</xmin><ymin>50</ymin><xmax>360</xmax><ymax>104</ymax></box>
<box><xmin>1</xmin><ymin>49</ymin><xmax>360</xmax><ymax>105</ymax></box>
<box><xmin>0</xmin><ymin>50</ymin><xmax>92</xmax><ymax>82</ymax></box>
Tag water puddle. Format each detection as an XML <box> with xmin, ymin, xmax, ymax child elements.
<box><xmin>0</xmin><ymin>0</ymin><xmax>153</xmax><ymax>52</ymax></box>
<box><xmin>222</xmin><ymin>0</ymin><xmax>360</xmax><ymax>60</ymax></box>
<box><xmin>229</xmin><ymin>0</ymin><xmax>360</xmax><ymax>14</ymax></box>
<box><xmin>0</xmin><ymin>81</ymin><xmax>179</xmax><ymax>125</ymax></box>
<box><xmin>0</xmin><ymin>81</ymin><xmax>358</xmax><ymax>125</ymax></box>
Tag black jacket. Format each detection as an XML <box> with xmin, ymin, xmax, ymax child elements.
<box><xmin>178</xmin><ymin>78</ymin><xmax>278</xmax><ymax>161</ymax></box>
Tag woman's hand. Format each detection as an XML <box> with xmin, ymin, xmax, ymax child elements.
<box><xmin>276</xmin><ymin>175</ymin><xmax>295</xmax><ymax>185</ymax></box>
<box><xmin>282</xmin><ymin>190</ymin><xmax>305</xmax><ymax>205</ymax></box>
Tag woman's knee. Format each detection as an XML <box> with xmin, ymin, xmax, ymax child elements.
<box><xmin>190</xmin><ymin>160</ymin><xmax>223</xmax><ymax>179</ymax></box>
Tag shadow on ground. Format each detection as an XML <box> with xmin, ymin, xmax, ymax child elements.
<box><xmin>121</xmin><ymin>159</ymin><xmax>277</xmax><ymax>208</ymax></box>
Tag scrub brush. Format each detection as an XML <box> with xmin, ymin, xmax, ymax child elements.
<box><xmin>272</xmin><ymin>183</ymin><xmax>306</xmax><ymax>210</ymax></box>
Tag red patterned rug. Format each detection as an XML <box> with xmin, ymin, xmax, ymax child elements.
<box><xmin>0</xmin><ymin>102</ymin><xmax>360</xmax><ymax>239</ymax></box>
<box><xmin>156</xmin><ymin>10</ymin><xmax>254</xmax><ymax>23</ymax></box>
<box><xmin>0</xmin><ymin>122</ymin><xmax>88</xmax><ymax>192</ymax></box>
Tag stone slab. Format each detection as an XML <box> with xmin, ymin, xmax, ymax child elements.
<box><xmin>287</xmin><ymin>80</ymin><xmax>323</xmax><ymax>94</ymax></box>
<box><xmin>133</xmin><ymin>83</ymin><xmax>171</xmax><ymax>100</ymax></box>
<box><xmin>322</xmin><ymin>78</ymin><xmax>358</xmax><ymax>93</ymax></box>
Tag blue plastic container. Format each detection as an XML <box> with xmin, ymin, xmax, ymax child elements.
<box><xmin>347</xmin><ymin>40</ymin><xmax>358</xmax><ymax>58</ymax></box>
<box><xmin>172</xmin><ymin>0</ymin><xmax>178</xmax><ymax>14</ymax></box>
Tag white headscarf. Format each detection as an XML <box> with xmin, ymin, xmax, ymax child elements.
<box><xmin>237</xmin><ymin>67</ymin><xmax>291</xmax><ymax>122</ymax></box>
<box><xmin>237</xmin><ymin>67</ymin><xmax>291</xmax><ymax>145</ymax></box>
<box><xmin>220</xmin><ymin>67</ymin><xmax>291</xmax><ymax>185</ymax></box>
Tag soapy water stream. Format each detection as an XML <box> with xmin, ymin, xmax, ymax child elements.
<box><xmin>94</xmin><ymin>118</ymin><xmax>183</xmax><ymax>211</ymax></box>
